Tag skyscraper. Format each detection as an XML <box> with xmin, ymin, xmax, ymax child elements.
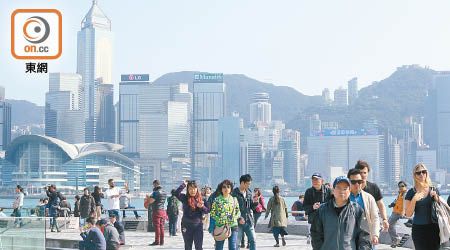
<box><xmin>280</xmin><ymin>129</ymin><xmax>301</xmax><ymax>186</ymax></box>
<box><xmin>77</xmin><ymin>0</ymin><xmax>113</xmax><ymax>142</ymax></box>
<box><xmin>425</xmin><ymin>72</ymin><xmax>450</xmax><ymax>172</ymax></box>
<box><xmin>45</xmin><ymin>73</ymin><xmax>84</xmax><ymax>144</ymax></box>
<box><xmin>96</xmin><ymin>82</ymin><xmax>115</xmax><ymax>142</ymax></box>
<box><xmin>217</xmin><ymin>116</ymin><xmax>241</xmax><ymax>185</ymax></box>
<box><xmin>0</xmin><ymin>86</ymin><xmax>11</xmax><ymax>150</ymax></box>
<box><xmin>250</xmin><ymin>92</ymin><xmax>271</xmax><ymax>125</ymax></box>
<box><xmin>348</xmin><ymin>77</ymin><xmax>358</xmax><ymax>105</ymax></box>
<box><xmin>119</xmin><ymin>74</ymin><xmax>150</xmax><ymax>157</ymax></box>
<box><xmin>322</xmin><ymin>88</ymin><xmax>332</xmax><ymax>106</ymax></box>
<box><xmin>334</xmin><ymin>87</ymin><xmax>348</xmax><ymax>107</ymax></box>
<box><xmin>192</xmin><ymin>73</ymin><xmax>225</xmax><ymax>184</ymax></box>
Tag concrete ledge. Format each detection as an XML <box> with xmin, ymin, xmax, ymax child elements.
<box><xmin>254</xmin><ymin>219</ymin><xmax>414</xmax><ymax>248</ymax></box>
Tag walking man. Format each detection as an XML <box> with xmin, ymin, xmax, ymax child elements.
<box><xmin>303</xmin><ymin>173</ymin><xmax>333</xmax><ymax>246</ymax></box>
<box><xmin>355</xmin><ymin>160</ymin><xmax>390</xmax><ymax>231</ymax></box>
<box><xmin>310</xmin><ymin>176</ymin><xmax>371</xmax><ymax>250</ymax></box>
<box><xmin>232</xmin><ymin>174</ymin><xmax>258</xmax><ymax>250</ymax></box>
<box><xmin>348</xmin><ymin>168</ymin><xmax>380</xmax><ymax>247</ymax></box>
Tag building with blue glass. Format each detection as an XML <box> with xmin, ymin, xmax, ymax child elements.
<box><xmin>0</xmin><ymin>135</ymin><xmax>140</xmax><ymax>191</ymax></box>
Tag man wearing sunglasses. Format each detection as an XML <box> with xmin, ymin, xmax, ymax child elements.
<box><xmin>387</xmin><ymin>181</ymin><xmax>407</xmax><ymax>248</ymax></box>
<box><xmin>348</xmin><ymin>168</ymin><xmax>380</xmax><ymax>247</ymax></box>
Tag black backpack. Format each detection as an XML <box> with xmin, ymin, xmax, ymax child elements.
<box><xmin>167</xmin><ymin>197</ymin><xmax>179</xmax><ymax>216</ymax></box>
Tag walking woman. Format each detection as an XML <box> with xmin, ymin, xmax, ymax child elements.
<box><xmin>92</xmin><ymin>186</ymin><xmax>104</xmax><ymax>221</ymax></box>
<box><xmin>265</xmin><ymin>186</ymin><xmax>289</xmax><ymax>247</ymax></box>
<box><xmin>405</xmin><ymin>163</ymin><xmax>440</xmax><ymax>250</ymax></box>
<box><xmin>80</xmin><ymin>187</ymin><xmax>96</xmax><ymax>227</ymax></box>
<box><xmin>252</xmin><ymin>188</ymin><xmax>266</xmax><ymax>227</ymax></box>
<box><xmin>12</xmin><ymin>185</ymin><xmax>25</xmax><ymax>228</ymax></box>
<box><xmin>210</xmin><ymin>180</ymin><xmax>241</xmax><ymax>250</ymax></box>
<box><xmin>175</xmin><ymin>180</ymin><xmax>209</xmax><ymax>250</ymax></box>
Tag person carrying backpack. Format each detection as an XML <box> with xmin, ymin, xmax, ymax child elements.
<box><xmin>167</xmin><ymin>189</ymin><xmax>180</xmax><ymax>236</ymax></box>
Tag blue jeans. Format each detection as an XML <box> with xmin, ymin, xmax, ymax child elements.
<box><xmin>215</xmin><ymin>229</ymin><xmax>238</xmax><ymax>250</ymax></box>
<box><xmin>237</xmin><ymin>221</ymin><xmax>256</xmax><ymax>250</ymax></box>
<box><xmin>108</xmin><ymin>209</ymin><xmax>120</xmax><ymax>221</ymax></box>
<box><xmin>122</xmin><ymin>206</ymin><xmax>139</xmax><ymax>218</ymax></box>
<box><xmin>13</xmin><ymin>207</ymin><xmax>23</xmax><ymax>227</ymax></box>
<box><xmin>168</xmin><ymin>215</ymin><xmax>178</xmax><ymax>235</ymax></box>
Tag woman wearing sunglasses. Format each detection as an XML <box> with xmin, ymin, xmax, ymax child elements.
<box><xmin>405</xmin><ymin>163</ymin><xmax>440</xmax><ymax>250</ymax></box>
<box><xmin>210</xmin><ymin>180</ymin><xmax>241</xmax><ymax>250</ymax></box>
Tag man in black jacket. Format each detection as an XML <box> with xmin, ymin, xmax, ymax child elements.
<box><xmin>148</xmin><ymin>180</ymin><xmax>167</xmax><ymax>246</ymax></box>
<box><xmin>303</xmin><ymin>173</ymin><xmax>332</xmax><ymax>246</ymax></box>
<box><xmin>310</xmin><ymin>176</ymin><xmax>371</xmax><ymax>250</ymax></box>
<box><xmin>232</xmin><ymin>174</ymin><xmax>258</xmax><ymax>250</ymax></box>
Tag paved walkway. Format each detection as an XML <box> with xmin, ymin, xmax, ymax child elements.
<box><xmin>47</xmin><ymin>229</ymin><xmax>409</xmax><ymax>250</ymax></box>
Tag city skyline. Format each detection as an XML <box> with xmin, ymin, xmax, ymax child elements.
<box><xmin>3</xmin><ymin>0</ymin><xmax>450</xmax><ymax>105</ymax></box>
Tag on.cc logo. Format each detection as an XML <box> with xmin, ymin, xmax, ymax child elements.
<box><xmin>11</xmin><ymin>9</ymin><xmax>62</xmax><ymax>60</ymax></box>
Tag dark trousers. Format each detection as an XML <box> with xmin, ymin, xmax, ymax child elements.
<box><xmin>169</xmin><ymin>215</ymin><xmax>178</xmax><ymax>235</ymax></box>
<box><xmin>411</xmin><ymin>223</ymin><xmax>440</xmax><ymax>250</ymax></box>
<box><xmin>152</xmin><ymin>209</ymin><xmax>165</xmax><ymax>245</ymax></box>
<box><xmin>253</xmin><ymin>212</ymin><xmax>262</xmax><ymax>227</ymax></box>
<box><xmin>122</xmin><ymin>206</ymin><xmax>139</xmax><ymax>218</ymax></box>
<box><xmin>181</xmin><ymin>222</ymin><xmax>203</xmax><ymax>250</ymax></box>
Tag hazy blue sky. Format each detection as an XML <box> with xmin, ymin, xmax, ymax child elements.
<box><xmin>2</xmin><ymin>0</ymin><xmax>450</xmax><ymax>105</ymax></box>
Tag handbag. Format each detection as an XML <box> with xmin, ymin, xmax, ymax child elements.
<box><xmin>213</xmin><ymin>197</ymin><xmax>236</xmax><ymax>241</ymax></box>
<box><xmin>431</xmin><ymin>186</ymin><xmax>438</xmax><ymax>224</ymax></box>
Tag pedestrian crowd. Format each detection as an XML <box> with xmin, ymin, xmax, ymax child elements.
<box><xmin>8</xmin><ymin>160</ymin><xmax>450</xmax><ymax>250</ymax></box>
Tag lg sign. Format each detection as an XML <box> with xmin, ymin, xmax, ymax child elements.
<box><xmin>11</xmin><ymin>9</ymin><xmax>62</xmax><ymax>59</ymax></box>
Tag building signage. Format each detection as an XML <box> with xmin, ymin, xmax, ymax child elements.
<box><xmin>121</xmin><ymin>74</ymin><xmax>149</xmax><ymax>82</ymax></box>
<box><xmin>193</xmin><ymin>73</ymin><xmax>223</xmax><ymax>83</ymax></box>
<box><xmin>310</xmin><ymin>128</ymin><xmax>378</xmax><ymax>136</ymax></box>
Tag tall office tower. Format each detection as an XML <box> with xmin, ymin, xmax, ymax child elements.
<box><xmin>247</xmin><ymin>144</ymin><xmax>264</xmax><ymax>183</ymax></box>
<box><xmin>249</xmin><ymin>92</ymin><xmax>271</xmax><ymax>125</ymax></box>
<box><xmin>171</xmin><ymin>83</ymin><xmax>192</xmax><ymax>156</ymax></box>
<box><xmin>216</xmin><ymin>116</ymin><xmax>241</xmax><ymax>185</ymax></box>
<box><xmin>432</xmin><ymin>73</ymin><xmax>450</xmax><ymax>172</ymax></box>
<box><xmin>348</xmin><ymin>77</ymin><xmax>358</xmax><ymax>105</ymax></box>
<box><xmin>96</xmin><ymin>82</ymin><xmax>115</xmax><ymax>142</ymax></box>
<box><xmin>45</xmin><ymin>73</ymin><xmax>84</xmax><ymax>144</ymax></box>
<box><xmin>280</xmin><ymin>129</ymin><xmax>301</xmax><ymax>186</ymax></box>
<box><xmin>263</xmin><ymin>150</ymin><xmax>284</xmax><ymax>184</ymax></box>
<box><xmin>389</xmin><ymin>141</ymin><xmax>401</xmax><ymax>185</ymax></box>
<box><xmin>322</xmin><ymin>88</ymin><xmax>332</xmax><ymax>106</ymax></box>
<box><xmin>77</xmin><ymin>0</ymin><xmax>113</xmax><ymax>142</ymax></box>
<box><xmin>138</xmin><ymin>84</ymin><xmax>171</xmax><ymax>158</ymax></box>
<box><xmin>192</xmin><ymin>73</ymin><xmax>225</xmax><ymax>185</ymax></box>
<box><xmin>309</xmin><ymin>114</ymin><xmax>321</xmax><ymax>135</ymax></box>
<box><xmin>119</xmin><ymin>74</ymin><xmax>150</xmax><ymax>157</ymax></box>
<box><xmin>0</xmin><ymin>86</ymin><xmax>11</xmax><ymax>150</ymax></box>
<box><xmin>167</xmin><ymin>101</ymin><xmax>189</xmax><ymax>157</ymax></box>
<box><xmin>333</xmin><ymin>87</ymin><xmax>348</xmax><ymax>107</ymax></box>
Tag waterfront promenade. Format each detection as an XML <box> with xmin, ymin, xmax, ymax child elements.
<box><xmin>46</xmin><ymin>229</ymin><xmax>409</xmax><ymax>250</ymax></box>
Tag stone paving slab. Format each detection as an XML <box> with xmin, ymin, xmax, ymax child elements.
<box><xmin>46</xmin><ymin>229</ymin><xmax>410</xmax><ymax>250</ymax></box>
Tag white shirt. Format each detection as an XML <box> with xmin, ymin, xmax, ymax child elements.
<box><xmin>104</xmin><ymin>187</ymin><xmax>122</xmax><ymax>210</ymax></box>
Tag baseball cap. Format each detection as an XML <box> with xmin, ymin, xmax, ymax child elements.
<box><xmin>311</xmin><ymin>173</ymin><xmax>323</xmax><ymax>179</ymax></box>
<box><xmin>153</xmin><ymin>180</ymin><xmax>160</xmax><ymax>185</ymax></box>
<box><xmin>333</xmin><ymin>176</ymin><xmax>351</xmax><ymax>188</ymax></box>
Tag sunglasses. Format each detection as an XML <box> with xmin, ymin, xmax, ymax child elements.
<box><xmin>350</xmin><ymin>180</ymin><xmax>363</xmax><ymax>185</ymax></box>
<box><xmin>415</xmin><ymin>170</ymin><xmax>427</xmax><ymax>176</ymax></box>
<box><xmin>398</xmin><ymin>185</ymin><xmax>405</xmax><ymax>188</ymax></box>
<box><xmin>222</xmin><ymin>185</ymin><xmax>231</xmax><ymax>189</ymax></box>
